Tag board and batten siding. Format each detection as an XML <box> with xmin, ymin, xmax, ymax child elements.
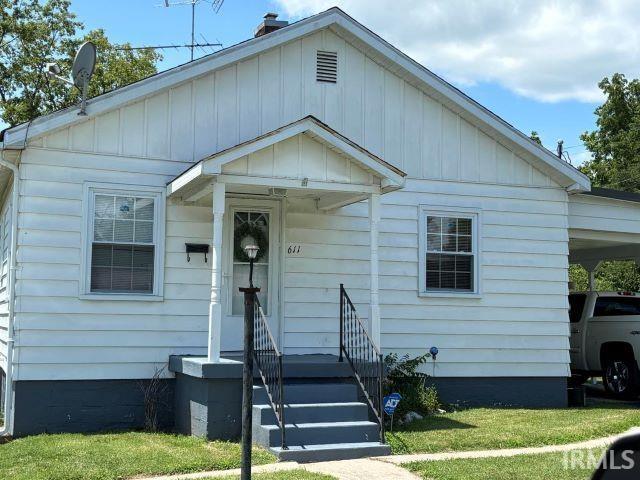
<box><xmin>31</xmin><ymin>28</ymin><xmax>552</xmax><ymax>189</ymax></box>
<box><xmin>0</xmin><ymin>185</ymin><xmax>12</xmax><ymax>371</ymax></box>
<box><xmin>14</xmin><ymin>26</ymin><xmax>571</xmax><ymax>380</ymax></box>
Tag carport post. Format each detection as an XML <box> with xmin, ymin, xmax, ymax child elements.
<box><xmin>580</xmin><ymin>261</ymin><xmax>601</xmax><ymax>291</ymax></box>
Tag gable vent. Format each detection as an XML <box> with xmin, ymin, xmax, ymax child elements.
<box><xmin>316</xmin><ymin>51</ymin><xmax>338</xmax><ymax>83</ymax></box>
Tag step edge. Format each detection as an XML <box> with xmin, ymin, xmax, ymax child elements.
<box><xmin>253</xmin><ymin>402</ymin><xmax>366</xmax><ymax>409</ymax></box>
<box><xmin>260</xmin><ymin>420</ymin><xmax>379</xmax><ymax>430</ymax></box>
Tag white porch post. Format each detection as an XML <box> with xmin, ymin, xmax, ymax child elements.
<box><xmin>369</xmin><ymin>192</ymin><xmax>381</xmax><ymax>350</ymax></box>
<box><xmin>208</xmin><ymin>181</ymin><xmax>226</xmax><ymax>362</ymax></box>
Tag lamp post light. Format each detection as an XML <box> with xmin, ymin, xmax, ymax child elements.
<box><xmin>244</xmin><ymin>244</ymin><xmax>259</xmax><ymax>288</ymax></box>
<box><xmin>240</xmin><ymin>243</ymin><xmax>260</xmax><ymax>480</ymax></box>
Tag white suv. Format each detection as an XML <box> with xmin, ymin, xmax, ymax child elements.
<box><xmin>569</xmin><ymin>291</ymin><xmax>640</xmax><ymax>399</ymax></box>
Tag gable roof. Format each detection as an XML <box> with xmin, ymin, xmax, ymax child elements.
<box><xmin>167</xmin><ymin>115</ymin><xmax>406</xmax><ymax>198</ymax></box>
<box><xmin>1</xmin><ymin>7</ymin><xmax>590</xmax><ymax>191</ymax></box>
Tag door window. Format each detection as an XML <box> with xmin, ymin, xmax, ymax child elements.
<box><xmin>231</xmin><ymin>211</ymin><xmax>269</xmax><ymax>315</ymax></box>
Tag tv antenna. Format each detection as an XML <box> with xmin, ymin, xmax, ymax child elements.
<box><xmin>159</xmin><ymin>0</ymin><xmax>225</xmax><ymax>61</ymax></box>
<box><xmin>45</xmin><ymin>41</ymin><xmax>97</xmax><ymax>116</ymax></box>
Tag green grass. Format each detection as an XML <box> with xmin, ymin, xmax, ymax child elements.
<box><xmin>0</xmin><ymin>431</ymin><xmax>275</xmax><ymax>480</ymax></box>
<box><xmin>405</xmin><ymin>449</ymin><xmax>605</xmax><ymax>480</ymax></box>
<box><xmin>216</xmin><ymin>471</ymin><xmax>336</xmax><ymax>480</ymax></box>
<box><xmin>388</xmin><ymin>405</ymin><xmax>640</xmax><ymax>454</ymax></box>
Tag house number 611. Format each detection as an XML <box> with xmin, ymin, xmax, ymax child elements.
<box><xmin>287</xmin><ymin>245</ymin><xmax>302</xmax><ymax>255</ymax></box>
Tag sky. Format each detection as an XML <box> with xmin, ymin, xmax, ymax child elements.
<box><xmin>62</xmin><ymin>0</ymin><xmax>640</xmax><ymax>165</ymax></box>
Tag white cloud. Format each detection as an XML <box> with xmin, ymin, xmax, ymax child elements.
<box><xmin>273</xmin><ymin>0</ymin><xmax>640</xmax><ymax>103</ymax></box>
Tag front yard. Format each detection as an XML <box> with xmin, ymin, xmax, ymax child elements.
<box><xmin>0</xmin><ymin>431</ymin><xmax>274</xmax><ymax>480</ymax></box>
<box><xmin>405</xmin><ymin>448</ymin><xmax>604</xmax><ymax>480</ymax></box>
<box><xmin>388</xmin><ymin>405</ymin><xmax>640</xmax><ymax>454</ymax></box>
<box><xmin>0</xmin><ymin>405</ymin><xmax>637</xmax><ymax>479</ymax></box>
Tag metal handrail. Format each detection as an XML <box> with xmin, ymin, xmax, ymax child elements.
<box><xmin>252</xmin><ymin>293</ymin><xmax>287</xmax><ymax>450</ymax></box>
<box><xmin>339</xmin><ymin>284</ymin><xmax>385</xmax><ymax>443</ymax></box>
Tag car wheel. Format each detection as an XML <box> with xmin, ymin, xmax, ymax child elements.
<box><xmin>603</xmin><ymin>358</ymin><xmax>640</xmax><ymax>399</ymax></box>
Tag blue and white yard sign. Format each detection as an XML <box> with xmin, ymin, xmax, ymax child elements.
<box><xmin>383</xmin><ymin>393</ymin><xmax>402</xmax><ymax>416</ymax></box>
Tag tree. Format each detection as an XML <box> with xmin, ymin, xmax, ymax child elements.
<box><xmin>530</xmin><ymin>131</ymin><xmax>542</xmax><ymax>145</ymax></box>
<box><xmin>570</xmin><ymin>73</ymin><xmax>640</xmax><ymax>292</ymax></box>
<box><xmin>580</xmin><ymin>73</ymin><xmax>640</xmax><ymax>191</ymax></box>
<box><xmin>0</xmin><ymin>0</ymin><xmax>161</xmax><ymax>127</ymax></box>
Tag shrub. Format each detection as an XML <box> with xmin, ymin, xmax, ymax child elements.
<box><xmin>383</xmin><ymin>352</ymin><xmax>441</xmax><ymax>418</ymax></box>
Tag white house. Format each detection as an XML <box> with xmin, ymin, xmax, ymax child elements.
<box><xmin>0</xmin><ymin>7</ymin><xmax>639</xmax><ymax>460</ymax></box>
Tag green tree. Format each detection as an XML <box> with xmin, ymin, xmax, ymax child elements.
<box><xmin>580</xmin><ymin>73</ymin><xmax>640</xmax><ymax>191</ymax></box>
<box><xmin>530</xmin><ymin>131</ymin><xmax>542</xmax><ymax>145</ymax></box>
<box><xmin>0</xmin><ymin>0</ymin><xmax>160</xmax><ymax>127</ymax></box>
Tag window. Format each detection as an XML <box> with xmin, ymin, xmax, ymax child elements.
<box><xmin>419</xmin><ymin>207</ymin><xmax>480</xmax><ymax>296</ymax></box>
<box><xmin>594</xmin><ymin>297</ymin><xmax>640</xmax><ymax>317</ymax></box>
<box><xmin>82</xmin><ymin>185</ymin><xmax>164</xmax><ymax>299</ymax></box>
<box><xmin>569</xmin><ymin>293</ymin><xmax>587</xmax><ymax>323</ymax></box>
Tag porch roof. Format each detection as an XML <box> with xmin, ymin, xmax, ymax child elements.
<box><xmin>167</xmin><ymin>116</ymin><xmax>406</xmax><ymax>208</ymax></box>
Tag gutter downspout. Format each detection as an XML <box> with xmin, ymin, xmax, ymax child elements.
<box><xmin>0</xmin><ymin>149</ymin><xmax>19</xmax><ymax>437</ymax></box>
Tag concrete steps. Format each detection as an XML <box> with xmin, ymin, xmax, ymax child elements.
<box><xmin>252</xmin><ymin>382</ymin><xmax>390</xmax><ymax>462</ymax></box>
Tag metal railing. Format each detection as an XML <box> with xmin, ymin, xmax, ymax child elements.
<box><xmin>338</xmin><ymin>284</ymin><xmax>385</xmax><ymax>443</ymax></box>
<box><xmin>252</xmin><ymin>293</ymin><xmax>287</xmax><ymax>450</ymax></box>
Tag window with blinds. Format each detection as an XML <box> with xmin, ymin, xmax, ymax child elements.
<box><xmin>90</xmin><ymin>194</ymin><xmax>156</xmax><ymax>294</ymax></box>
<box><xmin>422</xmin><ymin>212</ymin><xmax>477</xmax><ymax>293</ymax></box>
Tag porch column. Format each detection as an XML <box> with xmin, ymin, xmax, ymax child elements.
<box><xmin>581</xmin><ymin>260</ymin><xmax>601</xmax><ymax>292</ymax></box>
<box><xmin>369</xmin><ymin>192</ymin><xmax>381</xmax><ymax>350</ymax></box>
<box><xmin>208</xmin><ymin>181</ymin><xmax>226</xmax><ymax>362</ymax></box>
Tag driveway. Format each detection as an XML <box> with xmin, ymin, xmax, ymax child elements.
<box><xmin>585</xmin><ymin>382</ymin><xmax>640</xmax><ymax>407</ymax></box>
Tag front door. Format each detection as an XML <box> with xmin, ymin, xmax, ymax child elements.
<box><xmin>221</xmin><ymin>198</ymin><xmax>281</xmax><ymax>352</ymax></box>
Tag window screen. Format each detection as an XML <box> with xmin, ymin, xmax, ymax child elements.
<box><xmin>426</xmin><ymin>216</ymin><xmax>474</xmax><ymax>291</ymax></box>
<box><xmin>90</xmin><ymin>194</ymin><xmax>155</xmax><ymax>294</ymax></box>
<box><xmin>593</xmin><ymin>297</ymin><xmax>640</xmax><ymax>317</ymax></box>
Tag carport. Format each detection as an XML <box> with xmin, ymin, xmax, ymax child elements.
<box><xmin>569</xmin><ymin>187</ymin><xmax>640</xmax><ymax>286</ymax></box>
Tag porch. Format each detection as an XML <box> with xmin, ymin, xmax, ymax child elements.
<box><xmin>166</xmin><ymin>116</ymin><xmax>405</xmax><ymax>461</ymax></box>
<box><xmin>167</xmin><ymin>116</ymin><xmax>405</xmax><ymax>360</ymax></box>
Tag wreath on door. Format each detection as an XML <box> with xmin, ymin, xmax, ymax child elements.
<box><xmin>234</xmin><ymin>222</ymin><xmax>268</xmax><ymax>263</ymax></box>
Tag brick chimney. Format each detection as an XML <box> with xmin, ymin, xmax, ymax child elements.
<box><xmin>254</xmin><ymin>13</ymin><xmax>288</xmax><ymax>37</ymax></box>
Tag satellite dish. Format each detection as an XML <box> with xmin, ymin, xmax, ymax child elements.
<box><xmin>43</xmin><ymin>40</ymin><xmax>97</xmax><ymax>116</ymax></box>
<box><xmin>72</xmin><ymin>41</ymin><xmax>96</xmax><ymax>89</ymax></box>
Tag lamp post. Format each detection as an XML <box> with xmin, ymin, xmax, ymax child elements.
<box><xmin>240</xmin><ymin>243</ymin><xmax>260</xmax><ymax>480</ymax></box>
<box><xmin>245</xmin><ymin>244</ymin><xmax>259</xmax><ymax>287</ymax></box>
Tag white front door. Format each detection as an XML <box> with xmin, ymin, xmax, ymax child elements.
<box><xmin>221</xmin><ymin>198</ymin><xmax>281</xmax><ymax>352</ymax></box>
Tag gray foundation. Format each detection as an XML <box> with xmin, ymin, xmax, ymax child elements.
<box><xmin>427</xmin><ymin>377</ymin><xmax>568</xmax><ymax>408</ymax></box>
<box><xmin>10</xmin><ymin>359</ymin><xmax>568</xmax><ymax>438</ymax></box>
<box><xmin>12</xmin><ymin>379</ymin><xmax>174</xmax><ymax>437</ymax></box>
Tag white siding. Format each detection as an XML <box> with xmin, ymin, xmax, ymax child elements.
<box><xmin>283</xmin><ymin>180</ymin><xmax>570</xmax><ymax>377</ymax></box>
<box><xmin>0</xmin><ymin>185</ymin><xmax>12</xmax><ymax>371</ymax></box>
<box><xmin>569</xmin><ymin>194</ymin><xmax>640</xmax><ymax>235</ymax></box>
<box><xmin>222</xmin><ymin>133</ymin><xmax>373</xmax><ymax>184</ymax></box>
<box><xmin>13</xmin><ymin>149</ymin><xmax>212</xmax><ymax>380</ymax></box>
<box><xmin>17</xmin><ymin>26</ymin><xmax>570</xmax><ymax>380</ymax></box>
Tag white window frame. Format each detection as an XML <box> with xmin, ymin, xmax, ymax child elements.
<box><xmin>80</xmin><ymin>182</ymin><xmax>165</xmax><ymax>301</ymax></box>
<box><xmin>418</xmin><ymin>205</ymin><xmax>482</xmax><ymax>298</ymax></box>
